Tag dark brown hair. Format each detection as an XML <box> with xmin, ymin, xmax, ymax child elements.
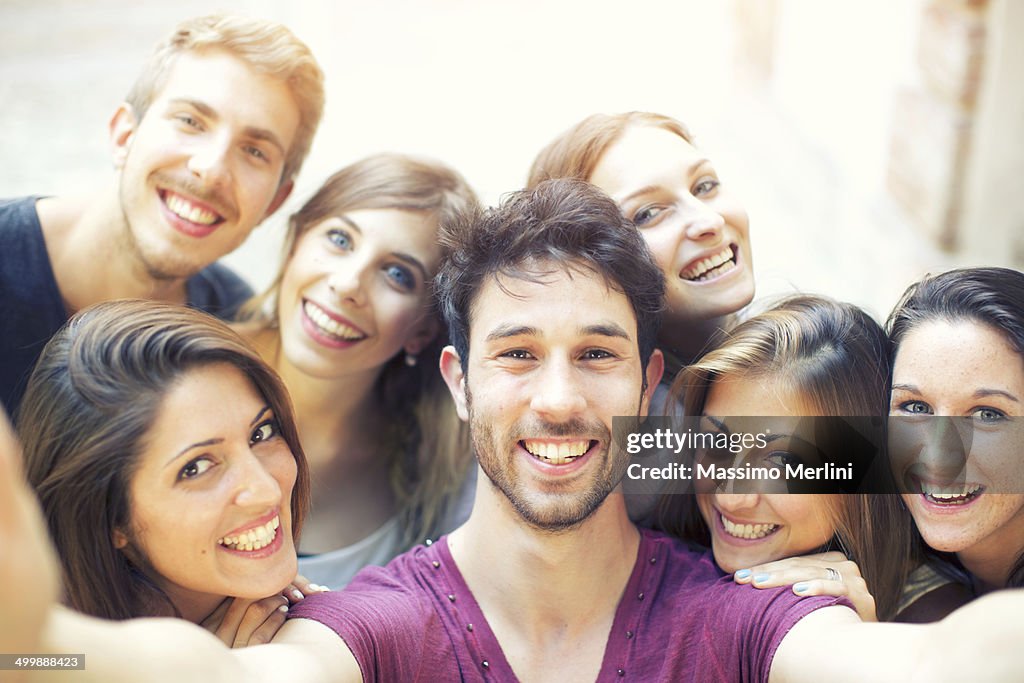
<box><xmin>435</xmin><ymin>178</ymin><xmax>665</xmax><ymax>379</ymax></box>
<box><xmin>888</xmin><ymin>267</ymin><xmax>1024</xmax><ymax>588</ymax></box>
<box><xmin>18</xmin><ymin>300</ymin><xmax>310</xmax><ymax>620</ymax></box>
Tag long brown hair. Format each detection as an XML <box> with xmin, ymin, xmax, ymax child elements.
<box><xmin>242</xmin><ymin>153</ymin><xmax>480</xmax><ymax>546</ymax></box>
<box><xmin>658</xmin><ymin>295</ymin><xmax>915</xmax><ymax>620</ymax></box>
<box><xmin>18</xmin><ymin>300</ymin><xmax>310</xmax><ymax>620</ymax></box>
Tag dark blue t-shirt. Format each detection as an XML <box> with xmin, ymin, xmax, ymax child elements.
<box><xmin>0</xmin><ymin>196</ymin><xmax>252</xmax><ymax>416</ymax></box>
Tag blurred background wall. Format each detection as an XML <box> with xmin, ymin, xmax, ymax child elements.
<box><xmin>1</xmin><ymin>0</ymin><xmax>1020</xmax><ymax>320</ymax></box>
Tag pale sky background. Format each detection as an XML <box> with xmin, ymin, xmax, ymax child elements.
<box><xmin>1</xmin><ymin>0</ymin><xmax>974</xmax><ymax>322</ymax></box>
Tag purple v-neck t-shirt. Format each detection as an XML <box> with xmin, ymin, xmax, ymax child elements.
<box><xmin>289</xmin><ymin>528</ymin><xmax>850</xmax><ymax>682</ymax></box>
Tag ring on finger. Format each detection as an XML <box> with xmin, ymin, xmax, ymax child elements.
<box><xmin>825</xmin><ymin>567</ymin><xmax>843</xmax><ymax>582</ymax></box>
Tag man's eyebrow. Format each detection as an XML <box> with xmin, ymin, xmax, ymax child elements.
<box><xmin>485</xmin><ymin>324</ymin><xmax>538</xmax><ymax>342</ymax></box>
<box><xmin>580</xmin><ymin>323</ymin><xmax>631</xmax><ymax>340</ymax></box>
<box><xmin>167</xmin><ymin>98</ymin><xmax>286</xmax><ymax>154</ymax></box>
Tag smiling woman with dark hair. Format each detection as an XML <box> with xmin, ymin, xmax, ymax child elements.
<box><xmin>887</xmin><ymin>266</ymin><xmax>1024</xmax><ymax>593</ymax></box>
<box><xmin>17</xmin><ymin>300</ymin><xmax>312</xmax><ymax>644</ymax></box>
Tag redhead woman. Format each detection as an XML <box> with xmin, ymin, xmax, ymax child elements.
<box><xmin>659</xmin><ymin>296</ymin><xmax>969</xmax><ymax>621</ymax></box>
<box><xmin>529</xmin><ymin>111</ymin><xmax>754</xmax><ymax>367</ymax></box>
<box><xmin>18</xmin><ymin>300</ymin><xmax>315</xmax><ymax>645</ymax></box>
<box><xmin>888</xmin><ymin>267</ymin><xmax>1024</xmax><ymax>592</ymax></box>
<box><xmin>237</xmin><ymin>153</ymin><xmax>479</xmax><ymax>588</ymax></box>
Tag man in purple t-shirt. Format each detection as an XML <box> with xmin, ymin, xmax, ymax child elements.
<box><xmin>4</xmin><ymin>179</ymin><xmax>1024</xmax><ymax>682</ymax></box>
<box><xmin>285</xmin><ymin>178</ymin><xmax>852</xmax><ymax>682</ymax></box>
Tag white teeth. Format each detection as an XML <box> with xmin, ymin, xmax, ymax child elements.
<box><xmin>522</xmin><ymin>439</ymin><xmax>590</xmax><ymax>465</ymax></box>
<box><xmin>165</xmin><ymin>192</ymin><xmax>219</xmax><ymax>225</ymax></box>
<box><xmin>682</xmin><ymin>246</ymin><xmax>736</xmax><ymax>281</ymax></box>
<box><xmin>921</xmin><ymin>483</ymin><xmax>983</xmax><ymax>504</ymax></box>
<box><xmin>303</xmin><ymin>301</ymin><xmax>365</xmax><ymax>341</ymax></box>
<box><xmin>218</xmin><ymin>515</ymin><xmax>280</xmax><ymax>551</ymax></box>
<box><xmin>721</xmin><ymin>514</ymin><xmax>778</xmax><ymax>540</ymax></box>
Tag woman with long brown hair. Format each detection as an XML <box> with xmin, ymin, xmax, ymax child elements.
<box><xmin>237</xmin><ymin>153</ymin><xmax>479</xmax><ymax>588</ymax></box>
<box><xmin>18</xmin><ymin>300</ymin><xmax>313</xmax><ymax>643</ymax></box>
<box><xmin>658</xmin><ymin>296</ymin><xmax>967</xmax><ymax>621</ymax></box>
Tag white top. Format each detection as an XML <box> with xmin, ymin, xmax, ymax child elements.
<box><xmin>297</xmin><ymin>515</ymin><xmax>404</xmax><ymax>590</ymax></box>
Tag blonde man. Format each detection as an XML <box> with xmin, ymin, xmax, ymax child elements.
<box><xmin>0</xmin><ymin>13</ymin><xmax>324</xmax><ymax>415</ymax></box>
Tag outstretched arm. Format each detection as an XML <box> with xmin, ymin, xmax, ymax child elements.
<box><xmin>770</xmin><ymin>591</ymin><xmax>1024</xmax><ymax>683</ymax></box>
<box><xmin>0</xmin><ymin>408</ymin><xmax>361</xmax><ymax>683</ymax></box>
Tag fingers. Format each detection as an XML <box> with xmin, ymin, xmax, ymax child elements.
<box><xmin>231</xmin><ymin>595</ymin><xmax>291</xmax><ymax>648</ymax></box>
<box><xmin>792</xmin><ymin>577</ymin><xmax>877</xmax><ymax>623</ymax></box>
<box><xmin>733</xmin><ymin>555</ymin><xmax>863</xmax><ymax>586</ymax></box>
<box><xmin>285</xmin><ymin>574</ymin><xmax>330</xmax><ymax>603</ymax></box>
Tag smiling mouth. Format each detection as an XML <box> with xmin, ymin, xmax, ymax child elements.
<box><xmin>160</xmin><ymin>190</ymin><xmax>224</xmax><ymax>227</ymax></box>
<box><xmin>681</xmin><ymin>245</ymin><xmax>737</xmax><ymax>282</ymax></box>
<box><xmin>521</xmin><ymin>439</ymin><xmax>595</xmax><ymax>465</ymax></box>
<box><xmin>919</xmin><ymin>481</ymin><xmax>985</xmax><ymax>506</ymax></box>
<box><xmin>303</xmin><ymin>301</ymin><xmax>367</xmax><ymax>342</ymax></box>
<box><xmin>720</xmin><ymin>513</ymin><xmax>779</xmax><ymax>540</ymax></box>
<box><xmin>217</xmin><ymin>515</ymin><xmax>280</xmax><ymax>552</ymax></box>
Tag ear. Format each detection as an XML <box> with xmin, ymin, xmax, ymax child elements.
<box><xmin>109</xmin><ymin>103</ymin><xmax>138</xmax><ymax>169</ymax></box>
<box><xmin>640</xmin><ymin>349</ymin><xmax>665</xmax><ymax>417</ymax></box>
<box><xmin>403</xmin><ymin>316</ymin><xmax>440</xmax><ymax>358</ymax></box>
<box><xmin>261</xmin><ymin>179</ymin><xmax>294</xmax><ymax>222</ymax></box>
<box><xmin>439</xmin><ymin>345</ymin><xmax>469</xmax><ymax>421</ymax></box>
<box><xmin>112</xmin><ymin>528</ymin><xmax>129</xmax><ymax>550</ymax></box>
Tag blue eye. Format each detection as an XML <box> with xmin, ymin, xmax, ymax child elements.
<box><xmin>632</xmin><ymin>205</ymin><xmax>667</xmax><ymax>227</ymax></box>
<box><xmin>385</xmin><ymin>264</ymin><xmax>415</xmax><ymax>291</ymax></box>
<box><xmin>972</xmin><ymin>407</ymin><xmax>1006</xmax><ymax>423</ymax></box>
<box><xmin>900</xmin><ymin>400</ymin><xmax>932</xmax><ymax>415</ymax></box>
<box><xmin>693</xmin><ymin>178</ymin><xmax>720</xmax><ymax>196</ymax></box>
<box><xmin>327</xmin><ymin>228</ymin><xmax>352</xmax><ymax>251</ymax></box>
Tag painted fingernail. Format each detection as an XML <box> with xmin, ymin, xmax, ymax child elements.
<box><xmin>318</xmin><ymin>585</ymin><xmax>331</xmax><ymax>592</ymax></box>
<box><xmin>292</xmin><ymin>589</ymin><xmax>303</xmax><ymax>600</ymax></box>
<box><xmin>308</xmin><ymin>583</ymin><xmax>321</xmax><ymax>591</ymax></box>
<box><xmin>278</xmin><ymin>604</ymin><xmax>289</xmax><ymax>613</ymax></box>
<box><xmin>753</xmin><ymin>573</ymin><xmax>770</xmax><ymax>584</ymax></box>
<box><xmin>794</xmin><ymin>582</ymin><xmax>809</xmax><ymax>593</ymax></box>
<box><xmin>735</xmin><ymin>569</ymin><xmax>752</xmax><ymax>580</ymax></box>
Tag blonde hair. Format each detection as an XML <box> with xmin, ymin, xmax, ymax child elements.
<box><xmin>527</xmin><ymin>111</ymin><xmax>694</xmax><ymax>188</ymax></box>
<box><xmin>658</xmin><ymin>296</ymin><xmax>915</xmax><ymax>621</ymax></box>
<box><xmin>244</xmin><ymin>153</ymin><xmax>480</xmax><ymax>546</ymax></box>
<box><xmin>126</xmin><ymin>13</ymin><xmax>325</xmax><ymax>185</ymax></box>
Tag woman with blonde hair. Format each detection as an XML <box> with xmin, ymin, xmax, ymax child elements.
<box><xmin>658</xmin><ymin>296</ymin><xmax>969</xmax><ymax>621</ymax></box>
<box><xmin>237</xmin><ymin>153</ymin><xmax>479</xmax><ymax>588</ymax></box>
<box><xmin>529</xmin><ymin>111</ymin><xmax>754</xmax><ymax>368</ymax></box>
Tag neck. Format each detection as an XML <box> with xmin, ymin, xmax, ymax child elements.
<box><xmin>38</xmin><ymin>188</ymin><xmax>187</xmax><ymax>314</ymax></box>
<box><xmin>160</xmin><ymin>582</ymin><xmax>224</xmax><ymax>625</ymax></box>
<box><xmin>659</xmin><ymin>314</ymin><xmax>733</xmax><ymax>366</ymax></box>
<box><xmin>450</xmin><ymin>472</ymin><xmax>640</xmax><ymax>634</ymax></box>
<box><xmin>242</xmin><ymin>326</ymin><xmax>398</xmax><ymax>552</ymax></box>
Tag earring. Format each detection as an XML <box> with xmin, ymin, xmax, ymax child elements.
<box><xmin>404</xmin><ymin>352</ymin><xmax>418</xmax><ymax>367</ymax></box>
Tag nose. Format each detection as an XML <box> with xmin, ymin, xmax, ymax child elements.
<box><xmin>681</xmin><ymin>200</ymin><xmax>726</xmax><ymax>241</ymax></box>
<box><xmin>327</xmin><ymin>262</ymin><xmax>369</xmax><ymax>307</ymax></box>
<box><xmin>715</xmin><ymin>492</ymin><xmax>760</xmax><ymax>510</ymax></box>
<box><xmin>915</xmin><ymin>416</ymin><xmax>969</xmax><ymax>482</ymax></box>
<box><xmin>233</xmin><ymin>452</ymin><xmax>282</xmax><ymax>509</ymax></box>
<box><xmin>186</xmin><ymin>134</ymin><xmax>232</xmax><ymax>186</ymax></box>
<box><xmin>529</xmin><ymin>356</ymin><xmax>587</xmax><ymax>421</ymax></box>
